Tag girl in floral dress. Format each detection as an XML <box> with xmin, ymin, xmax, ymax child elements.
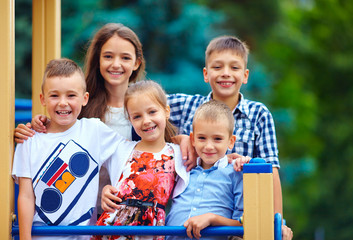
<box><xmin>92</xmin><ymin>81</ymin><xmax>189</xmax><ymax>240</ymax></box>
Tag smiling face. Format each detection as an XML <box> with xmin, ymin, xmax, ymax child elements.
<box><xmin>99</xmin><ymin>34</ymin><xmax>141</xmax><ymax>90</ymax></box>
<box><xmin>40</xmin><ymin>72</ymin><xmax>89</xmax><ymax>133</ymax></box>
<box><xmin>191</xmin><ymin>118</ymin><xmax>236</xmax><ymax>169</ymax></box>
<box><xmin>203</xmin><ymin>50</ymin><xmax>249</xmax><ymax>108</ymax></box>
<box><xmin>126</xmin><ymin>94</ymin><xmax>170</xmax><ymax>150</ymax></box>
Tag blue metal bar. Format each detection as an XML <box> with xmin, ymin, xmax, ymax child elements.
<box><xmin>12</xmin><ymin>226</ymin><xmax>244</xmax><ymax>237</ymax></box>
<box><xmin>15</xmin><ymin>98</ymin><xmax>32</xmax><ymax>123</ymax></box>
<box><xmin>15</xmin><ymin>98</ymin><xmax>32</xmax><ymax>110</ymax></box>
<box><xmin>274</xmin><ymin>213</ymin><xmax>282</xmax><ymax>240</ymax></box>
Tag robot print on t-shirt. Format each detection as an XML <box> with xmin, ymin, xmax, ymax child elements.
<box><xmin>33</xmin><ymin>140</ymin><xmax>98</xmax><ymax>225</ymax></box>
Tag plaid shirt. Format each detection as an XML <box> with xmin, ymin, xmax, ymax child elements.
<box><xmin>167</xmin><ymin>92</ymin><xmax>280</xmax><ymax>168</ymax></box>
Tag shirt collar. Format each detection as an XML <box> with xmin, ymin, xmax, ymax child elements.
<box><xmin>233</xmin><ymin>93</ymin><xmax>250</xmax><ymax>119</ymax></box>
<box><xmin>196</xmin><ymin>155</ymin><xmax>229</xmax><ymax>170</ymax></box>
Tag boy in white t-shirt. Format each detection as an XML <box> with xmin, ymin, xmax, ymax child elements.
<box><xmin>12</xmin><ymin>58</ymin><xmax>125</xmax><ymax>240</ymax></box>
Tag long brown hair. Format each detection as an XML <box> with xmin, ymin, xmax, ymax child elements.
<box><xmin>124</xmin><ymin>81</ymin><xmax>176</xmax><ymax>143</ymax></box>
<box><xmin>79</xmin><ymin>23</ymin><xmax>146</xmax><ymax>121</ymax></box>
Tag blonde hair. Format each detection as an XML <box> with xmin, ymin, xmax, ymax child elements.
<box><xmin>193</xmin><ymin>100</ymin><xmax>235</xmax><ymax>136</ymax></box>
<box><xmin>42</xmin><ymin>58</ymin><xmax>86</xmax><ymax>93</ymax></box>
<box><xmin>124</xmin><ymin>80</ymin><xmax>176</xmax><ymax>143</ymax></box>
<box><xmin>205</xmin><ymin>35</ymin><xmax>249</xmax><ymax>67</ymax></box>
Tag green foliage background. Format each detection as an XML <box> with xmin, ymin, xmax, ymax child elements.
<box><xmin>14</xmin><ymin>0</ymin><xmax>353</xmax><ymax>239</ymax></box>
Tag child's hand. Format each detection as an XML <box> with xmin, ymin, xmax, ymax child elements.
<box><xmin>282</xmin><ymin>225</ymin><xmax>293</xmax><ymax>240</ymax></box>
<box><xmin>14</xmin><ymin>123</ymin><xmax>34</xmax><ymax>143</ymax></box>
<box><xmin>233</xmin><ymin>156</ymin><xmax>251</xmax><ymax>172</ymax></box>
<box><xmin>101</xmin><ymin>185</ymin><xmax>121</xmax><ymax>212</ymax></box>
<box><xmin>184</xmin><ymin>213</ymin><xmax>214</xmax><ymax>239</ymax></box>
<box><xmin>32</xmin><ymin>114</ymin><xmax>50</xmax><ymax>133</ymax></box>
<box><xmin>227</xmin><ymin>152</ymin><xmax>243</xmax><ymax>163</ymax></box>
<box><xmin>173</xmin><ymin>135</ymin><xmax>197</xmax><ymax>171</ymax></box>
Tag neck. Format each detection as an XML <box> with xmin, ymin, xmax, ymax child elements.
<box><xmin>135</xmin><ymin>138</ymin><xmax>166</xmax><ymax>153</ymax></box>
<box><xmin>106</xmin><ymin>83</ymin><xmax>128</xmax><ymax>108</ymax></box>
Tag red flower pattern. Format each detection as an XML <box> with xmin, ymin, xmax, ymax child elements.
<box><xmin>91</xmin><ymin>146</ymin><xmax>175</xmax><ymax>240</ymax></box>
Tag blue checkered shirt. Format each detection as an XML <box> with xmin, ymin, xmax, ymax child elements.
<box><xmin>167</xmin><ymin>92</ymin><xmax>280</xmax><ymax>168</ymax></box>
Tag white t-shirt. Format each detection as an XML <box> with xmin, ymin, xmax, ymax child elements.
<box><xmin>104</xmin><ymin>106</ymin><xmax>131</xmax><ymax>140</ymax></box>
<box><xmin>97</xmin><ymin>107</ymin><xmax>133</xmax><ymax>215</ymax></box>
<box><xmin>12</xmin><ymin>118</ymin><xmax>125</xmax><ymax>240</ymax></box>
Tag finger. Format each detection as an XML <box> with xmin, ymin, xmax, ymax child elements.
<box><xmin>186</xmin><ymin>224</ymin><xmax>193</xmax><ymax>239</ymax></box>
<box><xmin>25</xmin><ymin>122</ymin><xmax>33</xmax><ymax>129</ymax></box>
<box><xmin>194</xmin><ymin>226</ymin><xmax>201</xmax><ymax>239</ymax></box>
<box><xmin>14</xmin><ymin>137</ymin><xmax>25</xmax><ymax>144</ymax></box>
<box><xmin>101</xmin><ymin>202</ymin><xmax>115</xmax><ymax>212</ymax></box>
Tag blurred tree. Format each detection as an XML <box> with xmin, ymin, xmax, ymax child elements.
<box><xmin>15</xmin><ymin>0</ymin><xmax>32</xmax><ymax>98</ymax></box>
<box><xmin>249</xmin><ymin>0</ymin><xmax>353</xmax><ymax>239</ymax></box>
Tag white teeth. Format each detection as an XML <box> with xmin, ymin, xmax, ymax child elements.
<box><xmin>144</xmin><ymin>126</ymin><xmax>156</xmax><ymax>131</ymax></box>
<box><xmin>57</xmin><ymin>111</ymin><xmax>71</xmax><ymax>115</ymax></box>
<box><xmin>109</xmin><ymin>71</ymin><xmax>123</xmax><ymax>75</ymax></box>
<box><xmin>219</xmin><ymin>82</ymin><xmax>233</xmax><ymax>86</ymax></box>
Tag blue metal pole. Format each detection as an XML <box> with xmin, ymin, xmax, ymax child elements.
<box><xmin>274</xmin><ymin>213</ymin><xmax>282</xmax><ymax>240</ymax></box>
<box><xmin>12</xmin><ymin>226</ymin><xmax>244</xmax><ymax>237</ymax></box>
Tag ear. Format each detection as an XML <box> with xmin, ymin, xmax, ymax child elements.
<box><xmin>133</xmin><ymin>58</ymin><xmax>141</xmax><ymax>71</ymax></box>
<box><xmin>203</xmin><ymin>67</ymin><xmax>209</xmax><ymax>83</ymax></box>
<box><xmin>242</xmin><ymin>69</ymin><xmax>249</xmax><ymax>84</ymax></box>
<box><xmin>189</xmin><ymin>132</ymin><xmax>195</xmax><ymax>147</ymax></box>
<box><xmin>40</xmin><ymin>93</ymin><xmax>46</xmax><ymax>106</ymax></box>
<box><xmin>228</xmin><ymin>135</ymin><xmax>236</xmax><ymax>149</ymax></box>
<box><xmin>165</xmin><ymin>105</ymin><xmax>170</xmax><ymax>119</ymax></box>
<box><xmin>82</xmin><ymin>92</ymin><xmax>89</xmax><ymax>106</ymax></box>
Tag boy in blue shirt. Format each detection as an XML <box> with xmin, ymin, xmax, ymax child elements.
<box><xmin>167</xmin><ymin>35</ymin><xmax>283</xmax><ymax>216</ymax></box>
<box><xmin>166</xmin><ymin>100</ymin><xmax>248</xmax><ymax>240</ymax></box>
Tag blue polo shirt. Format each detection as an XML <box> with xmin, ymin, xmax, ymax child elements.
<box><xmin>166</xmin><ymin>156</ymin><xmax>243</xmax><ymax>240</ymax></box>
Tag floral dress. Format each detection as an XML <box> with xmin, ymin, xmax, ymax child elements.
<box><xmin>92</xmin><ymin>144</ymin><xmax>176</xmax><ymax>240</ymax></box>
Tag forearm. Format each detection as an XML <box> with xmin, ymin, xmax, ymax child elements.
<box><xmin>18</xmin><ymin>196</ymin><xmax>35</xmax><ymax>240</ymax></box>
<box><xmin>208</xmin><ymin>213</ymin><xmax>242</xmax><ymax>227</ymax></box>
<box><xmin>273</xmin><ymin>167</ymin><xmax>283</xmax><ymax>216</ymax></box>
<box><xmin>18</xmin><ymin>178</ymin><xmax>35</xmax><ymax>240</ymax></box>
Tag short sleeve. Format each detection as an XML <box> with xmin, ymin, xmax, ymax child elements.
<box><xmin>12</xmin><ymin>141</ymin><xmax>32</xmax><ymax>183</ymax></box>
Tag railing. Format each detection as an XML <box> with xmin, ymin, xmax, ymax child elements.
<box><xmin>13</xmin><ymin>102</ymin><xmax>282</xmax><ymax>239</ymax></box>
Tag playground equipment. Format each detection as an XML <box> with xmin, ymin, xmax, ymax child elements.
<box><xmin>2</xmin><ymin>0</ymin><xmax>283</xmax><ymax>239</ymax></box>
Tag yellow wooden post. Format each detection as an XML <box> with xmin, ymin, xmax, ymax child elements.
<box><xmin>32</xmin><ymin>0</ymin><xmax>61</xmax><ymax>116</ymax></box>
<box><xmin>243</xmin><ymin>159</ymin><xmax>274</xmax><ymax>240</ymax></box>
<box><xmin>0</xmin><ymin>0</ymin><xmax>15</xmax><ymax>239</ymax></box>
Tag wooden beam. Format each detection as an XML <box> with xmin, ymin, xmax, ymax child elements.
<box><xmin>0</xmin><ymin>0</ymin><xmax>15</xmax><ymax>239</ymax></box>
<box><xmin>32</xmin><ymin>0</ymin><xmax>61</xmax><ymax>116</ymax></box>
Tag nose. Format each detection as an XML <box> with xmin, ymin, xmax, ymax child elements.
<box><xmin>205</xmin><ymin>140</ymin><xmax>214</xmax><ymax>150</ymax></box>
<box><xmin>222</xmin><ymin>66</ymin><xmax>231</xmax><ymax>77</ymax></box>
<box><xmin>59</xmin><ymin>97</ymin><xmax>68</xmax><ymax>107</ymax></box>
<box><xmin>112</xmin><ymin>57</ymin><xmax>122</xmax><ymax>68</ymax></box>
<box><xmin>142</xmin><ymin>115</ymin><xmax>151</xmax><ymax>125</ymax></box>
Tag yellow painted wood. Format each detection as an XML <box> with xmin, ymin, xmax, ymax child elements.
<box><xmin>0</xmin><ymin>0</ymin><xmax>15</xmax><ymax>239</ymax></box>
<box><xmin>32</xmin><ymin>0</ymin><xmax>61</xmax><ymax>116</ymax></box>
<box><xmin>243</xmin><ymin>173</ymin><xmax>274</xmax><ymax>240</ymax></box>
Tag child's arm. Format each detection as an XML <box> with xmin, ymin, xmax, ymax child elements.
<box><xmin>18</xmin><ymin>177</ymin><xmax>35</xmax><ymax>240</ymax></box>
<box><xmin>101</xmin><ymin>185</ymin><xmax>123</xmax><ymax>212</ymax></box>
<box><xmin>14</xmin><ymin>114</ymin><xmax>49</xmax><ymax>143</ymax></box>
<box><xmin>273</xmin><ymin>168</ymin><xmax>283</xmax><ymax>216</ymax></box>
<box><xmin>172</xmin><ymin>134</ymin><xmax>197</xmax><ymax>171</ymax></box>
<box><xmin>184</xmin><ymin>213</ymin><xmax>241</xmax><ymax>239</ymax></box>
